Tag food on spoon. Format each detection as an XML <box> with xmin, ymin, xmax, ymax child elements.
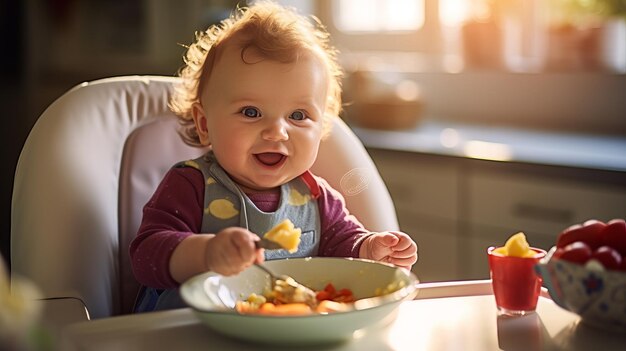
<box><xmin>263</xmin><ymin>219</ymin><xmax>301</xmax><ymax>253</ymax></box>
<box><xmin>492</xmin><ymin>232</ymin><xmax>537</xmax><ymax>258</ymax></box>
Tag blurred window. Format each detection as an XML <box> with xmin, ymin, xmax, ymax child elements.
<box><xmin>440</xmin><ymin>0</ymin><xmax>475</xmax><ymax>26</ymax></box>
<box><xmin>332</xmin><ymin>0</ymin><xmax>424</xmax><ymax>32</ymax></box>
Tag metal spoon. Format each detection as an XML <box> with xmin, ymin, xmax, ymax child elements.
<box><xmin>254</xmin><ymin>238</ymin><xmax>284</xmax><ymax>251</ymax></box>
<box><xmin>253</xmin><ymin>240</ymin><xmax>317</xmax><ymax>307</ymax></box>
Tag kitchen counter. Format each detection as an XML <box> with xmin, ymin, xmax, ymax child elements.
<box><xmin>59</xmin><ymin>280</ymin><xmax>626</xmax><ymax>351</ymax></box>
<box><xmin>350</xmin><ymin>120</ymin><xmax>626</xmax><ymax>173</ymax></box>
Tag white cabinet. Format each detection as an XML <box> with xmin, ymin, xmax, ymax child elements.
<box><xmin>368</xmin><ymin>150</ymin><xmax>460</xmax><ymax>282</ymax></box>
<box><xmin>397</xmin><ymin>209</ymin><xmax>459</xmax><ymax>282</ymax></box>
<box><xmin>367</xmin><ymin>148</ymin><xmax>626</xmax><ymax>281</ymax></box>
<box><xmin>462</xmin><ymin>166</ymin><xmax>626</xmax><ymax>279</ymax></box>
<box><xmin>370</xmin><ymin>150</ymin><xmax>458</xmax><ymax>221</ymax></box>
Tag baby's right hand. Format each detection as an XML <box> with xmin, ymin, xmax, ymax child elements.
<box><xmin>204</xmin><ymin>227</ymin><xmax>264</xmax><ymax>276</ymax></box>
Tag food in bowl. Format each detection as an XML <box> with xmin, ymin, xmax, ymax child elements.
<box><xmin>180</xmin><ymin>257</ymin><xmax>419</xmax><ymax>345</ymax></box>
<box><xmin>536</xmin><ymin>219</ymin><xmax>626</xmax><ymax>332</ymax></box>
<box><xmin>235</xmin><ymin>282</ymin><xmax>356</xmax><ymax>315</ymax></box>
<box><xmin>234</xmin><ymin>279</ymin><xmax>407</xmax><ymax>316</ymax></box>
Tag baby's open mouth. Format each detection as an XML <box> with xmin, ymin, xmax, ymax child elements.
<box><xmin>254</xmin><ymin>153</ymin><xmax>286</xmax><ymax>167</ymax></box>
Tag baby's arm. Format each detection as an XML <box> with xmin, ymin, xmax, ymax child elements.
<box><xmin>169</xmin><ymin>227</ymin><xmax>264</xmax><ymax>283</ymax></box>
<box><xmin>314</xmin><ymin>175</ymin><xmax>417</xmax><ymax>269</ymax></box>
<box><xmin>131</xmin><ymin>168</ymin><xmax>263</xmax><ymax>288</ymax></box>
<box><xmin>359</xmin><ymin>232</ymin><xmax>418</xmax><ymax>270</ymax></box>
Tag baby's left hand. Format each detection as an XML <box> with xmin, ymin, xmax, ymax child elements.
<box><xmin>359</xmin><ymin>232</ymin><xmax>418</xmax><ymax>270</ymax></box>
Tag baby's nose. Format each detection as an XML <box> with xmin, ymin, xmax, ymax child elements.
<box><xmin>261</xmin><ymin>119</ymin><xmax>289</xmax><ymax>141</ymax></box>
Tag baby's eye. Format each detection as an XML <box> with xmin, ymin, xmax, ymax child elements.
<box><xmin>289</xmin><ymin>110</ymin><xmax>307</xmax><ymax>121</ymax></box>
<box><xmin>241</xmin><ymin>106</ymin><xmax>261</xmax><ymax>118</ymax></box>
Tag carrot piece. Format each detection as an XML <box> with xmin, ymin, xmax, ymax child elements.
<box><xmin>258</xmin><ymin>303</ymin><xmax>313</xmax><ymax>316</ymax></box>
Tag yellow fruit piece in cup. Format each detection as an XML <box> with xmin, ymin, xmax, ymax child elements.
<box><xmin>492</xmin><ymin>247</ymin><xmax>508</xmax><ymax>255</ymax></box>
<box><xmin>264</xmin><ymin>219</ymin><xmax>301</xmax><ymax>253</ymax></box>
<box><xmin>503</xmin><ymin>232</ymin><xmax>536</xmax><ymax>258</ymax></box>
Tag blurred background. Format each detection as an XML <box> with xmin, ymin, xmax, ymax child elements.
<box><xmin>2</xmin><ymin>0</ymin><xmax>625</xmax><ymax>280</ymax></box>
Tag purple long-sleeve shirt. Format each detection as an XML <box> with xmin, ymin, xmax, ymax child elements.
<box><xmin>130</xmin><ymin>167</ymin><xmax>370</xmax><ymax>289</ymax></box>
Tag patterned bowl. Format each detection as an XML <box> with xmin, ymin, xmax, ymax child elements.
<box><xmin>536</xmin><ymin>247</ymin><xmax>626</xmax><ymax>332</ymax></box>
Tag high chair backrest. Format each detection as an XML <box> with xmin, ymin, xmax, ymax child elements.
<box><xmin>10</xmin><ymin>76</ymin><xmax>398</xmax><ymax>319</ymax></box>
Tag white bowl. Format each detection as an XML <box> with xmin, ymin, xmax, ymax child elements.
<box><xmin>180</xmin><ymin>257</ymin><xmax>419</xmax><ymax>345</ymax></box>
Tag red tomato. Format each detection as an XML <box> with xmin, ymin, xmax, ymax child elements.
<box><xmin>602</xmin><ymin>219</ymin><xmax>626</xmax><ymax>256</ymax></box>
<box><xmin>618</xmin><ymin>257</ymin><xmax>626</xmax><ymax>272</ymax></box>
<box><xmin>324</xmin><ymin>283</ymin><xmax>336</xmax><ymax>295</ymax></box>
<box><xmin>556</xmin><ymin>220</ymin><xmax>606</xmax><ymax>250</ymax></box>
<box><xmin>316</xmin><ymin>283</ymin><xmax>355</xmax><ymax>303</ymax></box>
<box><xmin>334</xmin><ymin>288</ymin><xmax>355</xmax><ymax>303</ymax></box>
<box><xmin>552</xmin><ymin>247</ymin><xmax>565</xmax><ymax>259</ymax></box>
<box><xmin>337</xmin><ymin>288</ymin><xmax>353</xmax><ymax>297</ymax></box>
<box><xmin>591</xmin><ymin>246</ymin><xmax>622</xmax><ymax>271</ymax></box>
<box><xmin>315</xmin><ymin>290</ymin><xmax>332</xmax><ymax>301</ymax></box>
<box><xmin>558</xmin><ymin>241</ymin><xmax>592</xmax><ymax>265</ymax></box>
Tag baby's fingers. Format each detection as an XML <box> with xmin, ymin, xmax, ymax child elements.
<box><xmin>387</xmin><ymin>256</ymin><xmax>417</xmax><ymax>268</ymax></box>
<box><xmin>388</xmin><ymin>232</ymin><xmax>415</xmax><ymax>251</ymax></box>
<box><xmin>387</xmin><ymin>245</ymin><xmax>418</xmax><ymax>268</ymax></box>
<box><xmin>209</xmin><ymin>228</ymin><xmax>259</xmax><ymax>275</ymax></box>
<box><xmin>254</xmin><ymin>247</ymin><xmax>265</xmax><ymax>264</ymax></box>
<box><xmin>228</xmin><ymin>231</ymin><xmax>257</xmax><ymax>262</ymax></box>
<box><xmin>389</xmin><ymin>243</ymin><xmax>417</xmax><ymax>258</ymax></box>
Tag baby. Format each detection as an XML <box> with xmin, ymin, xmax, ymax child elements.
<box><xmin>130</xmin><ymin>0</ymin><xmax>418</xmax><ymax>312</ymax></box>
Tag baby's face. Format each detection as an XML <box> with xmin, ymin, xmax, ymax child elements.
<box><xmin>193</xmin><ymin>43</ymin><xmax>329</xmax><ymax>193</ymax></box>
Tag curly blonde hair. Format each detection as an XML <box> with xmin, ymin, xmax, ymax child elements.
<box><xmin>170</xmin><ymin>1</ymin><xmax>343</xmax><ymax>147</ymax></box>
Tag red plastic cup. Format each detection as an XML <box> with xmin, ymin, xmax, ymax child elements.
<box><xmin>487</xmin><ymin>246</ymin><xmax>547</xmax><ymax>315</ymax></box>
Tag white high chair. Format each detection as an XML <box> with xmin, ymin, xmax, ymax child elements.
<box><xmin>10</xmin><ymin>76</ymin><xmax>398</xmax><ymax>320</ymax></box>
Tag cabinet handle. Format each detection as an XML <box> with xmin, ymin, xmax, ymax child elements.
<box><xmin>512</xmin><ymin>203</ymin><xmax>573</xmax><ymax>224</ymax></box>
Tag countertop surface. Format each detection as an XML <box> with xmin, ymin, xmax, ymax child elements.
<box><xmin>59</xmin><ymin>281</ymin><xmax>626</xmax><ymax>351</ymax></box>
<box><xmin>350</xmin><ymin>120</ymin><xmax>626</xmax><ymax>172</ymax></box>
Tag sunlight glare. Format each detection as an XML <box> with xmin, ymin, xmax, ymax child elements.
<box><xmin>439</xmin><ymin>0</ymin><xmax>469</xmax><ymax>27</ymax></box>
<box><xmin>337</xmin><ymin>0</ymin><xmax>378</xmax><ymax>32</ymax></box>
<box><xmin>395</xmin><ymin>80</ymin><xmax>420</xmax><ymax>101</ymax></box>
<box><xmin>335</xmin><ymin>0</ymin><xmax>424</xmax><ymax>32</ymax></box>
<box><xmin>463</xmin><ymin>140</ymin><xmax>512</xmax><ymax>161</ymax></box>
<box><xmin>440</xmin><ymin>128</ymin><xmax>460</xmax><ymax>148</ymax></box>
<box><xmin>385</xmin><ymin>0</ymin><xmax>424</xmax><ymax>31</ymax></box>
